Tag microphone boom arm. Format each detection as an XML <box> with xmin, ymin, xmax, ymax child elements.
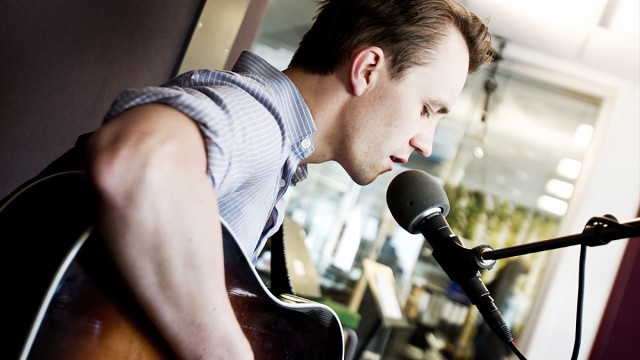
<box><xmin>476</xmin><ymin>215</ymin><xmax>640</xmax><ymax>265</ymax></box>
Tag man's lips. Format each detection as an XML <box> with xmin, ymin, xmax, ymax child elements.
<box><xmin>390</xmin><ymin>156</ymin><xmax>408</xmax><ymax>164</ymax></box>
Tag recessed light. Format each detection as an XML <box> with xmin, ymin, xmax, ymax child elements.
<box><xmin>545</xmin><ymin>179</ymin><xmax>574</xmax><ymax>199</ymax></box>
<box><xmin>571</xmin><ymin>124</ymin><xmax>593</xmax><ymax>150</ymax></box>
<box><xmin>473</xmin><ymin>146</ymin><xmax>485</xmax><ymax>159</ymax></box>
<box><xmin>537</xmin><ymin>195</ymin><xmax>568</xmax><ymax>216</ymax></box>
<box><xmin>556</xmin><ymin>158</ymin><xmax>582</xmax><ymax>180</ymax></box>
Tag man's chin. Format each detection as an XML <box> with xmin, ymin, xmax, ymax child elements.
<box><xmin>348</xmin><ymin>170</ymin><xmax>383</xmax><ymax>186</ymax></box>
<box><xmin>338</xmin><ymin>161</ymin><xmax>386</xmax><ymax>186</ymax></box>
<box><xmin>353</xmin><ymin>178</ymin><xmax>374</xmax><ymax>186</ymax></box>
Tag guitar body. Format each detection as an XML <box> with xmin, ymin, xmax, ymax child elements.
<box><xmin>2</xmin><ymin>172</ymin><xmax>344</xmax><ymax>360</ymax></box>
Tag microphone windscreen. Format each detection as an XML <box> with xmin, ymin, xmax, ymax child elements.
<box><xmin>386</xmin><ymin>169</ymin><xmax>450</xmax><ymax>233</ymax></box>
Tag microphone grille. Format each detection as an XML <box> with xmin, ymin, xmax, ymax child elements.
<box><xmin>386</xmin><ymin>170</ymin><xmax>450</xmax><ymax>233</ymax></box>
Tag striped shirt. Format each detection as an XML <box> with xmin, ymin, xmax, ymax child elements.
<box><xmin>104</xmin><ymin>51</ymin><xmax>316</xmax><ymax>262</ymax></box>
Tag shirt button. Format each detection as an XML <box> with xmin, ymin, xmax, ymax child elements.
<box><xmin>300</xmin><ymin>138</ymin><xmax>311</xmax><ymax>149</ymax></box>
<box><xmin>279</xmin><ymin>179</ymin><xmax>286</xmax><ymax>188</ymax></box>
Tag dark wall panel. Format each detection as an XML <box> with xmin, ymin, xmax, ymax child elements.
<box><xmin>0</xmin><ymin>0</ymin><xmax>204</xmax><ymax>198</ymax></box>
<box><xmin>589</xmin><ymin>208</ymin><xmax>640</xmax><ymax>359</ymax></box>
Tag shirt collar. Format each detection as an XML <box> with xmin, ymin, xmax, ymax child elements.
<box><xmin>233</xmin><ymin>51</ymin><xmax>316</xmax><ymax>184</ymax></box>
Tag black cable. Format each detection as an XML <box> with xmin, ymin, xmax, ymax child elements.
<box><xmin>485</xmin><ymin>215</ymin><xmax>636</xmax><ymax>360</ymax></box>
<box><xmin>508</xmin><ymin>341</ymin><xmax>527</xmax><ymax>360</ymax></box>
<box><xmin>571</xmin><ymin>244</ymin><xmax>588</xmax><ymax>360</ymax></box>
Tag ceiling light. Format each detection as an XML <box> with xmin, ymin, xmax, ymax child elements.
<box><xmin>599</xmin><ymin>0</ymin><xmax>639</xmax><ymax>32</ymax></box>
<box><xmin>545</xmin><ymin>179</ymin><xmax>575</xmax><ymax>199</ymax></box>
<box><xmin>473</xmin><ymin>146</ymin><xmax>485</xmax><ymax>159</ymax></box>
<box><xmin>556</xmin><ymin>158</ymin><xmax>582</xmax><ymax>180</ymax></box>
<box><xmin>571</xmin><ymin>124</ymin><xmax>594</xmax><ymax>149</ymax></box>
<box><xmin>537</xmin><ymin>195</ymin><xmax>568</xmax><ymax>216</ymax></box>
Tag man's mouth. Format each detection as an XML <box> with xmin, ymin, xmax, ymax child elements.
<box><xmin>390</xmin><ymin>156</ymin><xmax>407</xmax><ymax>164</ymax></box>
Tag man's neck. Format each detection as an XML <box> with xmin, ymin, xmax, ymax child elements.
<box><xmin>283</xmin><ymin>66</ymin><xmax>351</xmax><ymax>165</ymax></box>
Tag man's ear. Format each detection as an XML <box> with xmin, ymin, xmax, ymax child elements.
<box><xmin>350</xmin><ymin>47</ymin><xmax>385</xmax><ymax>96</ymax></box>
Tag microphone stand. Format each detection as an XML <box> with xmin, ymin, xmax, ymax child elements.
<box><xmin>462</xmin><ymin>214</ymin><xmax>640</xmax><ymax>360</ymax></box>
<box><xmin>470</xmin><ymin>215</ymin><xmax>640</xmax><ymax>267</ymax></box>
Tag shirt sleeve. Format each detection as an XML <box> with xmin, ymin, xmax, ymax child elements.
<box><xmin>106</xmin><ymin>84</ymin><xmax>231</xmax><ymax>181</ymax></box>
<box><xmin>102</xmin><ymin>71</ymin><xmax>285</xmax><ymax>201</ymax></box>
<box><xmin>102</xmin><ymin>68</ymin><xmax>290</xmax><ymax>257</ymax></box>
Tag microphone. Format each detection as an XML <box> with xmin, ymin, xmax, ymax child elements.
<box><xmin>386</xmin><ymin>169</ymin><xmax>514</xmax><ymax>344</ymax></box>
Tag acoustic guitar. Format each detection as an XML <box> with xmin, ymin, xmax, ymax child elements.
<box><xmin>2</xmin><ymin>171</ymin><xmax>344</xmax><ymax>359</ymax></box>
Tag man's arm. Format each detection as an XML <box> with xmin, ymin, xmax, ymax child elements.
<box><xmin>86</xmin><ymin>104</ymin><xmax>253</xmax><ymax>359</ymax></box>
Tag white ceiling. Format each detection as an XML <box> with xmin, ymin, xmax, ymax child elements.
<box><xmin>258</xmin><ymin>0</ymin><xmax>639</xmax><ymax>82</ymax></box>
<box><xmin>461</xmin><ymin>0</ymin><xmax>639</xmax><ymax>82</ymax></box>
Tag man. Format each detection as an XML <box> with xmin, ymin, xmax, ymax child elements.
<box><xmin>86</xmin><ymin>0</ymin><xmax>493</xmax><ymax>358</ymax></box>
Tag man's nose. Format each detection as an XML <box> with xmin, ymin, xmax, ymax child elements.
<box><xmin>410</xmin><ymin>125</ymin><xmax>436</xmax><ymax>157</ymax></box>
